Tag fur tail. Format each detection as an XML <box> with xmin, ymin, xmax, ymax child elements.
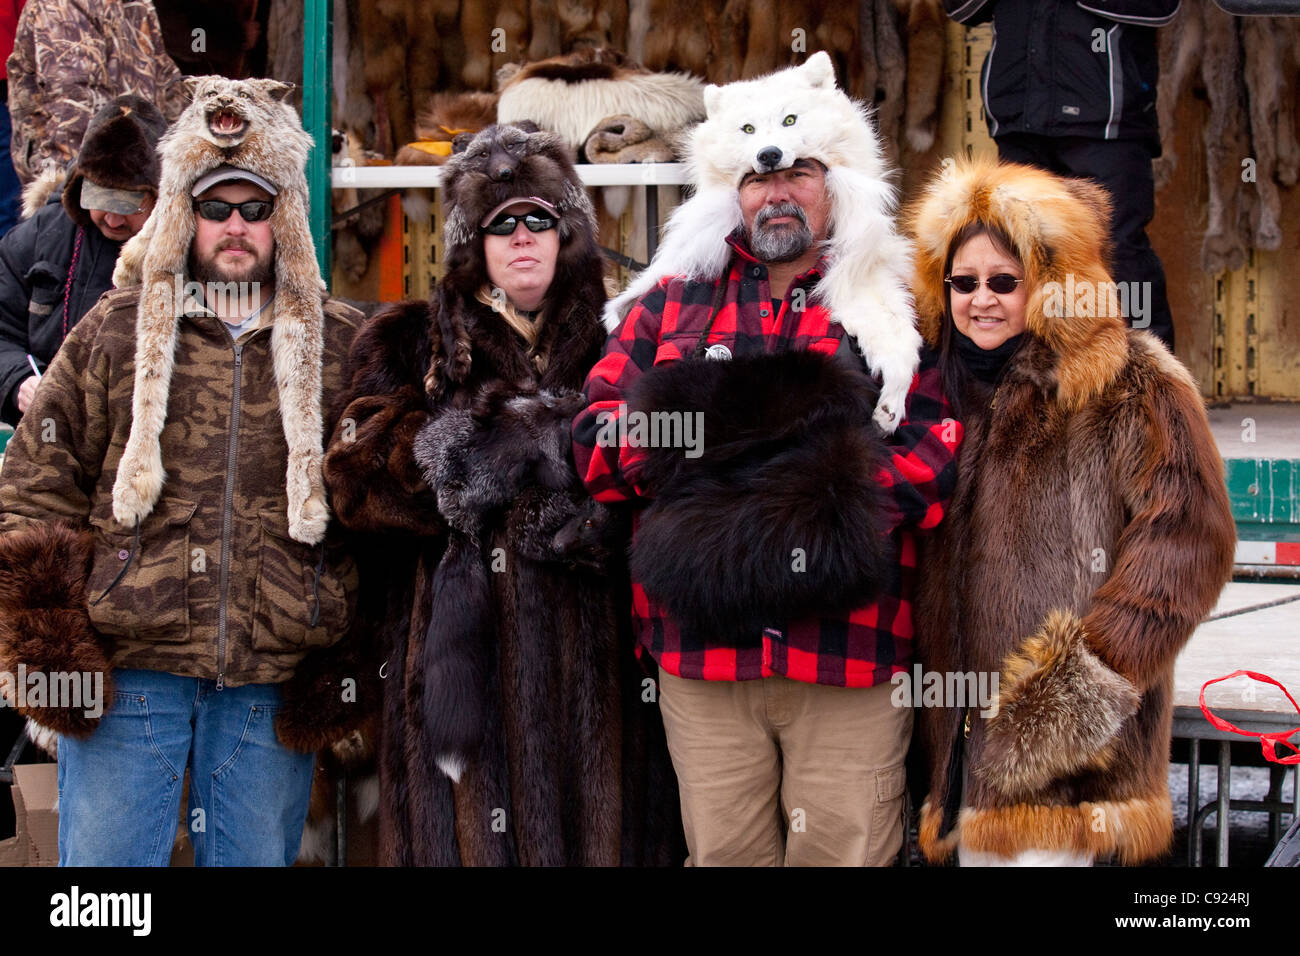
<box><xmin>420</xmin><ymin>531</ymin><xmax>492</xmax><ymax>782</ymax></box>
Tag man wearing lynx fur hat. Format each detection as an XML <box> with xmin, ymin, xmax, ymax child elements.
<box><xmin>0</xmin><ymin>77</ymin><xmax>371</xmax><ymax>866</ymax></box>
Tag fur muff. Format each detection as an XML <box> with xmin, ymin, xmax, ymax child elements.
<box><xmin>0</xmin><ymin>522</ymin><xmax>110</xmax><ymax>737</ymax></box>
<box><xmin>603</xmin><ymin>51</ymin><xmax>920</xmax><ymax>435</ymax></box>
<box><xmin>976</xmin><ymin>610</ymin><xmax>1139</xmax><ymax>800</ymax></box>
<box><xmin>907</xmin><ymin>158</ymin><xmax>1236</xmax><ymax>865</ymax></box>
<box><xmin>111</xmin><ymin>76</ymin><xmax>330</xmax><ymax>545</ymax></box>
<box><xmin>626</xmin><ymin>349</ymin><xmax>893</xmax><ymax>645</ymax></box>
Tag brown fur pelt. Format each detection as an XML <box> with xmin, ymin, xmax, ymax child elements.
<box><xmin>1154</xmin><ymin>1</ymin><xmax>1300</xmax><ymax>268</ymax></box>
<box><xmin>906</xmin><ymin>157</ymin><xmax>1236</xmax><ymax>865</ymax></box>
<box><xmin>394</xmin><ymin>92</ymin><xmax>501</xmax><ymax>166</ymax></box>
<box><xmin>896</xmin><ymin>0</ymin><xmax>944</xmax><ymax>154</ymax></box>
<box><xmin>0</xmin><ymin>522</ymin><xmax>107</xmax><ymax>737</ymax></box>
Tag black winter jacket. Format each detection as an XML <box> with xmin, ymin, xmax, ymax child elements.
<box><xmin>0</xmin><ymin>196</ymin><xmax>120</xmax><ymax>425</ymax></box>
<box><xmin>944</xmin><ymin>0</ymin><xmax>1180</xmax><ymax>152</ymax></box>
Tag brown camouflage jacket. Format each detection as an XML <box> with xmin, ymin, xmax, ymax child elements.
<box><xmin>0</xmin><ymin>286</ymin><xmax>362</xmax><ymax>686</ymax></box>
<box><xmin>6</xmin><ymin>0</ymin><xmax>185</xmax><ymax>184</ymax></box>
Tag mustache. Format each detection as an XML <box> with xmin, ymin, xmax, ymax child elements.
<box><xmin>217</xmin><ymin>239</ymin><xmax>256</xmax><ymax>253</ymax></box>
<box><xmin>754</xmin><ymin>203</ymin><xmax>808</xmax><ymax>229</ymax></box>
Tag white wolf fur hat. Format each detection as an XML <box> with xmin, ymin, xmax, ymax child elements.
<box><xmin>111</xmin><ymin>76</ymin><xmax>331</xmax><ymax>544</ymax></box>
<box><xmin>603</xmin><ymin>51</ymin><xmax>920</xmax><ymax>432</ymax></box>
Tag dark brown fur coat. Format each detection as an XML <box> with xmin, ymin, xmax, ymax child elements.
<box><xmin>906</xmin><ymin>158</ymin><xmax>1236</xmax><ymax>864</ymax></box>
<box><xmin>322</xmin><ymin>125</ymin><xmax>683</xmax><ymax>866</ymax></box>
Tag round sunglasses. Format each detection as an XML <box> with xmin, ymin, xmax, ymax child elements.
<box><xmin>945</xmin><ymin>273</ymin><xmax>1024</xmax><ymax>295</ymax></box>
<box><xmin>481</xmin><ymin>212</ymin><xmax>558</xmax><ymax>236</ymax></box>
<box><xmin>192</xmin><ymin>199</ymin><xmax>274</xmax><ymax>223</ymax></box>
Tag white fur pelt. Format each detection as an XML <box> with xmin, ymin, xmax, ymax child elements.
<box><xmin>497</xmin><ymin>66</ymin><xmax>704</xmax><ymax>153</ymax></box>
<box><xmin>111</xmin><ymin>77</ymin><xmax>330</xmax><ymax>545</ymax></box>
<box><xmin>603</xmin><ymin>51</ymin><xmax>919</xmax><ymax>432</ymax></box>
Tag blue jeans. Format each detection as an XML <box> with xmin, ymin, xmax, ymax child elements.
<box><xmin>57</xmin><ymin>669</ymin><xmax>314</xmax><ymax>866</ymax></box>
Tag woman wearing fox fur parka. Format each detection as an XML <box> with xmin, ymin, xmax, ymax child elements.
<box><xmin>906</xmin><ymin>157</ymin><xmax>1235</xmax><ymax>866</ymax></box>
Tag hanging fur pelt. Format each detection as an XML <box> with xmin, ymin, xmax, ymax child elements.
<box><xmin>626</xmin><ymin>349</ymin><xmax>893</xmax><ymax>646</ymax></box>
<box><xmin>1154</xmin><ymin>1</ymin><xmax>1300</xmax><ymax>269</ymax></box>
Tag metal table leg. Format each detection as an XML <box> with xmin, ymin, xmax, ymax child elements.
<box><xmin>1186</xmin><ymin>738</ymin><xmax>1200</xmax><ymax>866</ymax></box>
<box><xmin>1217</xmin><ymin>741</ymin><xmax>1231</xmax><ymax>867</ymax></box>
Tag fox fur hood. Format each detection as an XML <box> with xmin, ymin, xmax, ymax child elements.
<box><xmin>905</xmin><ymin>155</ymin><xmax>1130</xmax><ymax>410</ymax></box>
<box><xmin>109</xmin><ymin>76</ymin><xmax>331</xmax><ymax>545</ymax></box>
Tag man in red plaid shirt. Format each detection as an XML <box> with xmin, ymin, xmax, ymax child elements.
<box><xmin>573</xmin><ymin>157</ymin><xmax>962</xmax><ymax>866</ymax></box>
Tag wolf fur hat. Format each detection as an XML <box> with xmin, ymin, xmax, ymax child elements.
<box><xmin>110</xmin><ymin>76</ymin><xmax>331</xmax><ymax>544</ymax></box>
<box><xmin>602</xmin><ymin>51</ymin><xmax>921</xmax><ymax>432</ymax></box>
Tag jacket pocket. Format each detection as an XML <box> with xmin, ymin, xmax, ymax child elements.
<box><xmin>86</xmin><ymin>498</ymin><xmax>197</xmax><ymax>643</ymax></box>
<box><xmin>251</xmin><ymin>509</ymin><xmax>357</xmax><ymax>652</ymax></box>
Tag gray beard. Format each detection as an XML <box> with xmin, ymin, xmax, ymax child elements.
<box><xmin>748</xmin><ymin>202</ymin><xmax>813</xmax><ymax>263</ymax></box>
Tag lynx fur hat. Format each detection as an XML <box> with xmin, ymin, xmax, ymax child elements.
<box><xmin>603</xmin><ymin>51</ymin><xmax>920</xmax><ymax>432</ymax></box>
<box><xmin>111</xmin><ymin>76</ymin><xmax>331</xmax><ymax>544</ymax></box>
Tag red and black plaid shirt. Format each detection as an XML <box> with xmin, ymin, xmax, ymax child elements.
<box><xmin>573</xmin><ymin>235</ymin><xmax>962</xmax><ymax>687</ymax></box>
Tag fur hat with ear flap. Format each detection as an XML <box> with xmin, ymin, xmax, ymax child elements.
<box><xmin>425</xmin><ymin>123</ymin><xmax>606</xmax><ymax>397</ymax></box>
<box><xmin>60</xmin><ymin>95</ymin><xmax>168</xmax><ymax>227</ymax></box>
<box><xmin>110</xmin><ymin>75</ymin><xmax>332</xmax><ymax>545</ymax></box>
<box><xmin>906</xmin><ymin>154</ymin><xmax>1130</xmax><ymax>412</ymax></box>
<box><xmin>601</xmin><ymin>50</ymin><xmax>921</xmax><ymax>434</ymax></box>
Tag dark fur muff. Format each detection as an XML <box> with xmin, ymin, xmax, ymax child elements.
<box><xmin>627</xmin><ymin>349</ymin><xmax>894</xmax><ymax>645</ymax></box>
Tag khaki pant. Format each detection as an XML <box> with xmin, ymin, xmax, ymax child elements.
<box><xmin>657</xmin><ymin>667</ymin><xmax>912</xmax><ymax>867</ymax></box>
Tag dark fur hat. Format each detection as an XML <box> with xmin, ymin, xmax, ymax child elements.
<box><xmin>438</xmin><ymin>123</ymin><xmax>601</xmax><ymax>302</ymax></box>
<box><xmin>62</xmin><ymin>95</ymin><xmax>168</xmax><ymax>230</ymax></box>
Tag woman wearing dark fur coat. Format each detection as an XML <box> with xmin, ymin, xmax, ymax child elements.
<box><xmin>906</xmin><ymin>156</ymin><xmax>1235</xmax><ymax>866</ymax></box>
<box><xmin>323</xmin><ymin>124</ymin><xmax>679</xmax><ymax>866</ymax></box>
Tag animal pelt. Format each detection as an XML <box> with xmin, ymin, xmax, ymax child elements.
<box><xmin>626</xmin><ymin>349</ymin><xmax>893</xmax><ymax>645</ymax></box>
<box><xmin>111</xmin><ymin>76</ymin><xmax>330</xmax><ymax>546</ymax></box>
<box><xmin>0</xmin><ymin>522</ymin><xmax>108</xmax><ymax>737</ymax></box>
<box><xmin>635</xmin><ymin>0</ymin><xmax>745</xmax><ymax>84</ymax></box>
<box><xmin>496</xmin><ymin>47</ymin><xmax>705</xmax><ymax>157</ymax></box>
<box><xmin>583</xmin><ymin>115</ymin><xmax>677</xmax><ymax>165</ymax></box>
<box><xmin>896</xmin><ymin>0</ymin><xmax>945</xmax><ymax>154</ymax></box>
<box><xmin>410</xmin><ymin>385</ymin><xmax>588</xmax><ymax>779</ymax></box>
<box><xmin>394</xmin><ymin>92</ymin><xmax>501</xmax><ymax>166</ymax></box>
<box><xmin>1154</xmin><ymin>2</ymin><xmax>1300</xmax><ymax>268</ymax></box>
<box><xmin>976</xmin><ymin>610</ymin><xmax>1139</xmax><ymax>800</ymax></box>
<box><xmin>605</xmin><ymin>51</ymin><xmax>920</xmax><ymax>434</ymax></box>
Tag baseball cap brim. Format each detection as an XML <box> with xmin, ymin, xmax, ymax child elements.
<box><xmin>80</xmin><ymin>180</ymin><xmax>149</xmax><ymax>215</ymax></box>
<box><xmin>479</xmin><ymin>196</ymin><xmax>560</xmax><ymax>228</ymax></box>
<box><xmin>191</xmin><ymin>165</ymin><xmax>279</xmax><ymax>197</ymax></box>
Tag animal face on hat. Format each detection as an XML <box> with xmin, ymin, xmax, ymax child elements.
<box><xmin>182</xmin><ymin>75</ymin><xmax>297</xmax><ymax>150</ymax></box>
<box><xmin>439</xmin><ymin>124</ymin><xmax>598</xmax><ymax>296</ymax></box>
<box><xmin>690</xmin><ymin>52</ymin><xmax>882</xmax><ymax>191</ymax></box>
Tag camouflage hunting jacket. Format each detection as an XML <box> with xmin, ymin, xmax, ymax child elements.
<box><xmin>7</xmin><ymin>0</ymin><xmax>185</xmax><ymax>184</ymax></box>
<box><xmin>0</xmin><ymin>286</ymin><xmax>362</xmax><ymax>686</ymax></box>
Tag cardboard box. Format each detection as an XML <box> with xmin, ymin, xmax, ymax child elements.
<box><xmin>10</xmin><ymin>763</ymin><xmax>58</xmax><ymax>866</ymax></box>
<box><xmin>0</xmin><ymin>784</ymin><xmax>30</xmax><ymax>866</ymax></box>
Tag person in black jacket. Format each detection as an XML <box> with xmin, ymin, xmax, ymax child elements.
<box><xmin>943</xmin><ymin>0</ymin><xmax>1179</xmax><ymax>351</ymax></box>
<box><xmin>0</xmin><ymin>94</ymin><xmax>166</xmax><ymax>425</ymax></box>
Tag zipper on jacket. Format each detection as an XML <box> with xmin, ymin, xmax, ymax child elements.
<box><xmin>216</xmin><ymin>335</ymin><xmax>244</xmax><ymax>691</ymax></box>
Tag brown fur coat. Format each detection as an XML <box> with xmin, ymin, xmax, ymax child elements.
<box><xmin>906</xmin><ymin>158</ymin><xmax>1236</xmax><ymax>864</ymax></box>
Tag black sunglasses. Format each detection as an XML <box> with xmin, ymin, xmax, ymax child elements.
<box><xmin>945</xmin><ymin>273</ymin><xmax>1024</xmax><ymax>295</ymax></box>
<box><xmin>192</xmin><ymin>199</ymin><xmax>274</xmax><ymax>223</ymax></box>
<box><xmin>481</xmin><ymin>212</ymin><xmax>558</xmax><ymax>236</ymax></box>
